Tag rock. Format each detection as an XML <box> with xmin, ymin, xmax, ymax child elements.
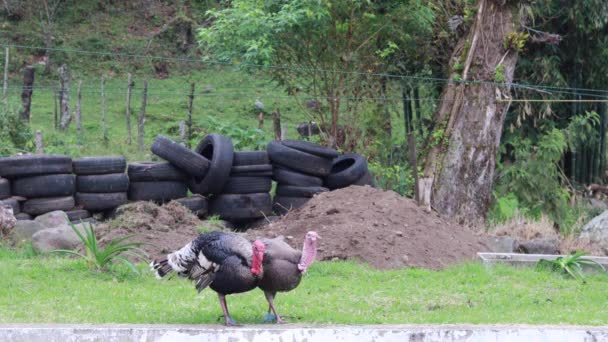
<box><xmin>580</xmin><ymin>210</ymin><xmax>608</xmax><ymax>252</ymax></box>
<box><xmin>9</xmin><ymin>220</ymin><xmax>47</xmax><ymax>245</ymax></box>
<box><xmin>588</xmin><ymin>198</ymin><xmax>608</xmax><ymax>210</ymax></box>
<box><xmin>0</xmin><ymin>204</ymin><xmax>17</xmax><ymax>234</ymax></box>
<box><xmin>483</xmin><ymin>235</ymin><xmax>519</xmax><ymax>253</ymax></box>
<box><xmin>15</xmin><ymin>213</ymin><xmax>33</xmax><ymax>221</ymax></box>
<box><xmin>31</xmin><ymin>223</ymin><xmax>87</xmax><ymax>253</ymax></box>
<box><xmin>518</xmin><ymin>237</ymin><xmax>560</xmax><ymax>255</ymax></box>
<box><xmin>35</xmin><ymin>210</ymin><xmax>69</xmax><ymax>228</ymax></box>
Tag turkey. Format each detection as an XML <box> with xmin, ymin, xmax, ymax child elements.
<box><xmin>258</xmin><ymin>231</ymin><xmax>319</xmax><ymax>323</ymax></box>
<box><xmin>150</xmin><ymin>231</ymin><xmax>265</xmax><ymax>326</ymax></box>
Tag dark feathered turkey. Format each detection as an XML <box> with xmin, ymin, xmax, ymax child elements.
<box><xmin>151</xmin><ymin>231</ymin><xmax>265</xmax><ymax>326</ymax></box>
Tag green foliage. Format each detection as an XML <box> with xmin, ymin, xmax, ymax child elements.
<box><xmin>503</xmin><ymin>31</ymin><xmax>528</xmax><ymax>52</ymax></box>
<box><xmin>194</xmin><ymin>115</ymin><xmax>269</xmax><ymax>150</ymax></box>
<box><xmin>564</xmin><ymin>111</ymin><xmax>600</xmax><ymax>148</ymax></box>
<box><xmin>52</xmin><ymin>222</ymin><xmax>147</xmax><ymax>274</ymax></box>
<box><xmin>494</xmin><ymin>64</ymin><xmax>505</xmax><ymax>83</ymax></box>
<box><xmin>487</xmin><ymin>192</ymin><xmax>524</xmax><ymax>224</ymax></box>
<box><xmin>368</xmin><ymin>161</ymin><xmax>414</xmax><ymax>197</ymax></box>
<box><xmin>0</xmin><ymin>103</ymin><xmax>33</xmax><ymax>157</ymax></box>
<box><xmin>537</xmin><ymin>252</ymin><xmax>606</xmax><ymax>282</ymax></box>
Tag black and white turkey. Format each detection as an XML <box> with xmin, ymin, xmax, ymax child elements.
<box><xmin>258</xmin><ymin>231</ymin><xmax>319</xmax><ymax>323</ymax></box>
<box><xmin>150</xmin><ymin>231</ymin><xmax>265</xmax><ymax>326</ymax></box>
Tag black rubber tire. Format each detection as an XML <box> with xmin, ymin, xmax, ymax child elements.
<box><xmin>22</xmin><ymin>196</ymin><xmax>74</xmax><ymax>216</ymax></box>
<box><xmin>66</xmin><ymin>209</ymin><xmax>91</xmax><ymax>222</ymax></box>
<box><xmin>276</xmin><ymin>185</ymin><xmax>329</xmax><ymax>198</ymax></box>
<box><xmin>15</xmin><ymin>212</ymin><xmax>32</xmax><ymax>221</ymax></box>
<box><xmin>127</xmin><ymin>162</ymin><xmax>187</xmax><ymax>182</ymax></box>
<box><xmin>221</xmin><ymin>176</ymin><xmax>272</xmax><ymax>194</ymax></box>
<box><xmin>281</xmin><ymin>139</ymin><xmax>339</xmax><ymax>159</ymax></box>
<box><xmin>324</xmin><ymin>153</ymin><xmax>369</xmax><ymax>190</ymax></box>
<box><xmin>151</xmin><ymin>135</ymin><xmax>210</xmax><ymax>179</ymax></box>
<box><xmin>273</xmin><ymin>196</ymin><xmax>310</xmax><ymax>215</ymax></box>
<box><xmin>272</xmin><ymin>166</ymin><xmax>323</xmax><ymax>186</ymax></box>
<box><xmin>77</xmin><ymin>174</ymin><xmax>129</xmax><ymax>193</ymax></box>
<box><xmin>233</xmin><ymin>151</ymin><xmax>269</xmax><ymax>166</ymax></box>
<box><xmin>209</xmin><ymin>193</ymin><xmax>272</xmax><ymax>220</ymax></box>
<box><xmin>174</xmin><ymin>195</ymin><xmax>208</xmax><ymax>217</ymax></box>
<box><xmin>0</xmin><ymin>154</ymin><xmax>72</xmax><ymax>178</ymax></box>
<box><xmin>72</xmin><ymin>156</ymin><xmax>126</xmax><ymax>175</ymax></box>
<box><xmin>12</xmin><ymin>174</ymin><xmax>76</xmax><ymax>198</ymax></box>
<box><xmin>128</xmin><ymin>181</ymin><xmax>187</xmax><ymax>202</ymax></box>
<box><xmin>0</xmin><ymin>177</ymin><xmax>10</xmax><ymax>200</ymax></box>
<box><xmin>1</xmin><ymin>197</ymin><xmax>21</xmax><ymax>215</ymax></box>
<box><xmin>189</xmin><ymin>133</ymin><xmax>234</xmax><ymax>195</ymax></box>
<box><xmin>230</xmin><ymin>164</ymin><xmax>273</xmax><ymax>175</ymax></box>
<box><xmin>76</xmin><ymin>192</ymin><xmax>128</xmax><ymax>212</ymax></box>
<box><xmin>352</xmin><ymin>171</ymin><xmax>376</xmax><ymax>187</ymax></box>
<box><xmin>267</xmin><ymin>141</ymin><xmax>333</xmax><ymax>177</ymax></box>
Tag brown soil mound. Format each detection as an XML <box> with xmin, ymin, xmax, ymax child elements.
<box><xmin>96</xmin><ymin>201</ymin><xmax>201</xmax><ymax>259</ymax></box>
<box><xmin>247</xmin><ymin>186</ymin><xmax>488</xmax><ymax>269</ymax></box>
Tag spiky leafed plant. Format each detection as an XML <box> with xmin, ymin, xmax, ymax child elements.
<box><xmin>53</xmin><ymin>222</ymin><xmax>147</xmax><ymax>274</ymax></box>
<box><xmin>537</xmin><ymin>251</ymin><xmax>606</xmax><ymax>282</ymax></box>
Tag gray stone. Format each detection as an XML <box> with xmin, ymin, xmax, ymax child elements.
<box><xmin>518</xmin><ymin>237</ymin><xmax>560</xmax><ymax>255</ymax></box>
<box><xmin>588</xmin><ymin>198</ymin><xmax>608</xmax><ymax>210</ymax></box>
<box><xmin>31</xmin><ymin>223</ymin><xmax>87</xmax><ymax>253</ymax></box>
<box><xmin>9</xmin><ymin>220</ymin><xmax>47</xmax><ymax>245</ymax></box>
<box><xmin>581</xmin><ymin>210</ymin><xmax>608</xmax><ymax>252</ymax></box>
<box><xmin>483</xmin><ymin>235</ymin><xmax>519</xmax><ymax>253</ymax></box>
<box><xmin>35</xmin><ymin>210</ymin><xmax>69</xmax><ymax>228</ymax></box>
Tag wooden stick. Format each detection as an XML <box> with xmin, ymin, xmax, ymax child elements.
<box><xmin>272</xmin><ymin>110</ymin><xmax>281</xmax><ymax>141</ymax></box>
<box><xmin>2</xmin><ymin>47</ymin><xmax>8</xmax><ymax>101</ymax></box>
<box><xmin>101</xmin><ymin>76</ymin><xmax>107</xmax><ymax>145</ymax></box>
<box><xmin>58</xmin><ymin>64</ymin><xmax>70</xmax><ymax>131</ymax></box>
<box><xmin>125</xmin><ymin>73</ymin><xmax>133</xmax><ymax>145</ymax></box>
<box><xmin>281</xmin><ymin>124</ymin><xmax>287</xmax><ymax>141</ymax></box>
<box><xmin>408</xmin><ymin>132</ymin><xmax>419</xmax><ymax>204</ymax></box>
<box><xmin>75</xmin><ymin>80</ymin><xmax>82</xmax><ymax>146</ymax></box>
<box><xmin>138</xmin><ymin>79</ymin><xmax>147</xmax><ymax>152</ymax></box>
<box><xmin>258</xmin><ymin>112</ymin><xmax>264</xmax><ymax>129</ymax></box>
<box><xmin>187</xmin><ymin>82</ymin><xmax>195</xmax><ymax>148</ymax></box>
<box><xmin>35</xmin><ymin>130</ymin><xmax>43</xmax><ymax>154</ymax></box>
<box><xmin>53</xmin><ymin>90</ymin><xmax>58</xmax><ymax>130</ymax></box>
<box><xmin>19</xmin><ymin>66</ymin><xmax>34</xmax><ymax>122</ymax></box>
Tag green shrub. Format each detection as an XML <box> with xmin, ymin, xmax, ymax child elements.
<box><xmin>0</xmin><ymin>103</ymin><xmax>33</xmax><ymax>156</ymax></box>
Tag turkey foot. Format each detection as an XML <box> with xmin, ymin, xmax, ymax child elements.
<box><xmin>218</xmin><ymin>294</ymin><xmax>242</xmax><ymax>326</ymax></box>
<box><xmin>263</xmin><ymin>292</ymin><xmax>286</xmax><ymax>324</ymax></box>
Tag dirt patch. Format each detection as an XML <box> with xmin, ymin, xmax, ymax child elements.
<box><xmin>96</xmin><ymin>201</ymin><xmax>202</xmax><ymax>259</ymax></box>
<box><xmin>247</xmin><ymin>186</ymin><xmax>488</xmax><ymax>270</ymax></box>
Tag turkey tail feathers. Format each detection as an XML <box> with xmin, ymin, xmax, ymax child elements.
<box><xmin>150</xmin><ymin>258</ymin><xmax>173</xmax><ymax>279</ymax></box>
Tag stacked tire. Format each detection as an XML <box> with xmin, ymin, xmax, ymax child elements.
<box><xmin>324</xmin><ymin>153</ymin><xmax>375</xmax><ymax>190</ymax></box>
<box><xmin>210</xmin><ymin>151</ymin><xmax>273</xmax><ymax>222</ymax></box>
<box><xmin>127</xmin><ymin>160</ymin><xmax>188</xmax><ymax>204</ymax></box>
<box><xmin>267</xmin><ymin>140</ymin><xmax>333</xmax><ymax>215</ymax></box>
<box><xmin>0</xmin><ymin>155</ymin><xmax>75</xmax><ymax>219</ymax></box>
<box><xmin>74</xmin><ymin>156</ymin><xmax>128</xmax><ymax>218</ymax></box>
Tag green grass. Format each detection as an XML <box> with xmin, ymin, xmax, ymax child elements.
<box><xmin>1</xmin><ymin>246</ymin><xmax>607</xmax><ymax>325</ymax></box>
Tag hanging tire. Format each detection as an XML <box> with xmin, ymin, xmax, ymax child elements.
<box><xmin>281</xmin><ymin>139</ymin><xmax>339</xmax><ymax>159</ymax></box>
<box><xmin>324</xmin><ymin>153</ymin><xmax>369</xmax><ymax>190</ymax></box>
<box><xmin>189</xmin><ymin>133</ymin><xmax>234</xmax><ymax>195</ymax></box>
<box><xmin>22</xmin><ymin>196</ymin><xmax>74</xmax><ymax>216</ymax></box>
<box><xmin>230</xmin><ymin>164</ymin><xmax>273</xmax><ymax>177</ymax></box>
<box><xmin>12</xmin><ymin>174</ymin><xmax>76</xmax><ymax>198</ymax></box>
<box><xmin>273</xmin><ymin>196</ymin><xmax>310</xmax><ymax>215</ymax></box>
<box><xmin>233</xmin><ymin>151</ymin><xmax>269</xmax><ymax>166</ymax></box>
<box><xmin>66</xmin><ymin>209</ymin><xmax>91</xmax><ymax>222</ymax></box>
<box><xmin>272</xmin><ymin>166</ymin><xmax>323</xmax><ymax>186</ymax></box>
<box><xmin>128</xmin><ymin>181</ymin><xmax>187</xmax><ymax>202</ymax></box>
<box><xmin>127</xmin><ymin>162</ymin><xmax>187</xmax><ymax>182</ymax></box>
<box><xmin>276</xmin><ymin>184</ymin><xmax>329</xmax><ymax>198</ymax></box>
<box><xmin>221</xmin><ymin>176</ymin><xmax>272</xmax><ymax>194</ymax></box>
<box><xmin>151</xmin><ymin>135</ymin><xmax>210</xmax><ymax>179</ymax></box>
<box><xmin>0</xmin><ymin>154</ymin><xmax>72</xmax><ymax>178</ymax></box>
<box><xmin>267</xmin><ymin>141</ymin><xmax>333</xmax><ymax>177</ymax></box>
<box><xmin>209</xmin><ymin>193</ymin><xmax>272</xmax><ymax>220</ymax></box>
<box><xmin>174</xmin><ymin>195</ymin><xmax>208</xmax><ymax>217</ymax></box>
<box><xmin>0</xmin><ymin>177</ymin><xmax>10</xmax><ymax>200</ymax></box>
<box><xmin>73</xmin><ymin>156</ymin><xmax>126</xmax><ymax>175</ymax></box>
<box><xmin>77</xmin><ymin>173</ymin><xmax>129</xmax><ymax>193</ymax></box>
<box><xmin>76</xmin><ymin>192</ymin><xmax>128</xmax><ymax>212</ymax></box>
<box><xmin>1</xmin><ymin>197</ymin><xmax>21</xmax><ymax>215</ymax></box>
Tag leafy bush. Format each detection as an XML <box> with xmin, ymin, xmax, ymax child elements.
<box><xmin>368</xmin><ymin>161</ymin><xmax>414</xmax><ymax>197</ymax></box>
<box><xmin>487</xmin><ymin>192</ymin><xmax>523</xmax><ymax>224</ymax></box>
<box><xmin>193</xmin><ymin>115</ymin><xmax>269</xmax><ymax>150</ymax></box>
<box><xmin>0</xmin><ymin>103</ymin><xmax>33</xmax><ymax>156</ymax></box>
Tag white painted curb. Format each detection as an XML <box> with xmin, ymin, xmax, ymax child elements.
<box><xmin>1</xmin><ymin>324</ymin><xmax>608</xmax><ymax>342</ymax></box>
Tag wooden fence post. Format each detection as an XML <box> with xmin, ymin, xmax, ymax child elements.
<box><xmin>75</xmin><ymin>80</ymin><xmax>82</xmax><ymax>146</ymax></box>
<box><xmin>138</xmin><ymin>79</ymin><xmax>148</xmax><ymax>152</ymax></box>
<box><xmin>3</xmin><ymin>47</ymin><xmax>8</xmax><ymax>102</ymax></box>
<box><xmin>179</xmin><ymin>121</ymin><xmax>187</xmax><ymax>143</ymax></box>
<box><xmin>125</xmin><ymin>73</ymin><xmax>133</xmax><ymax>145</ymax></box>
<box><xmin>35</xmin><ymin>130</ymin><xmax>43</xmax><ymax>154</ymax></box>
<box><xmin>101</xmin><ymin>76</ymin><xmax>108</xmax><ymax>145</ymax></box>
<box><xmin>408</xmin><ymin>132</ymin><xmax>419</xmax><ymax>204</ymax></box>
<box><xmin>187</xmin><ymin>82</ymin><xmax>195</xmax><ymax>148</ymax></box>
<box><xmin>54</xmin><ymin>90</ymin><xmax>58</xmax><ymax>130</ymax></box>
<box><xmin>272</xmin><ymin>109</ymin><xmax>281</xmax><ymax>141</ymax></box>
<box><xmin>58</xmin><ymin>64</ymin><xmax>71</xmax><ymax>131</ymax></box>
<box><xmin>19</xmin><ymin>66</ymin><xmax>35</xmax><ymax>122</ymax></box>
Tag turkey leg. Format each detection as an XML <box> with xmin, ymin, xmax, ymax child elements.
<box><xmin>263</xmin><ymin>291</ymin><xmax>285</xmax><ymax>324</ymax></box>
<box><xmin>218</xmin><ymin>293</ymin><xmax>240</xmax><ymax>326</ymax></box>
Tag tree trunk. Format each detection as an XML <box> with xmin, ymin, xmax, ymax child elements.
<box><xmin>58</xmin><ymin>64</ymin><xmax>71</xmax><ymax>131</ymax></box>
<box><xmin>423</xmin><ymin>0</ymin><xmax>520</xmax><ymax>225</ymax></box>
<box><xmin>20</xmin><ymin>66</ymin><xmax>35</xmax><ymax>122</ymax></box>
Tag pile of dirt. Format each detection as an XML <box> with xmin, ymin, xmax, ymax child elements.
<box><xmin>247</xmin><ymin>186</ymin><xmax>488</xmax><ymax>269</ymax></box>
<box><xmin>96</xmin><ymin>201</ymin><xmax>202</xmax><ymax>259</ymax></box>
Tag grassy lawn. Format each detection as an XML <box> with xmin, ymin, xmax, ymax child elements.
<box><xmin>1</xmin><ymin>246</ymin><xmax>607</xmax><ymax>325</ymax></box>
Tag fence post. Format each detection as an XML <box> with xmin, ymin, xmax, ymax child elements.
<box><xmin>258</xmin><ymin>112</ymin><xmax>264</xmax><ymax>129</ymax></box>
<box><xmin>179</xmin><ymin>121</ymin><xmax>187</xmax><ymax>143</ymax></box>
<box><xmin>272</xmin><ymin>109</ymin><xmax>281</xmax><ymax>141</ymax></box>
<box><xmin>408</xmin><ymin>132</ymin><xmax>419</xmax><ymax>204</ymax></box>
<box><xmin>75</xmin><ymin>80</ymin><xmax>82</xmax><ymax>146</ymax></box>
<box><xmin>2</xmin><ymin>47</ymin><xmax>8</xmax><ymax>102</ymax></box>
<box><xmin>20</xmin><ymin>66</ymin><xmax>35</xmax><ymax>122</ymax></box>
<box><xmin>101</xmin><ymin>76</ymin><xmax>108</xmax><ymax>146</ymax></box>
<box><xmin>35</xmin><ymin>130</ymin><xmax>43</xmax><ymax>154</ymax></box>
<box><xmin>125</xmin><ymin>73</ymin><xmax>133</xmax><ymax>145</ymax></box>
<box><xmin>187</xmin><ymin>82</ymin><xmax>195</xmax><ymax>148</ymax></box>
<box><xmin>138</xmin><ymin>79</ymin><xmax>148</xmax><ymax>152</ymax></box>
<box><xmin>54</xmin><ymin>90</ymin><xmax>58</xmax><ymax>130</ymax></box>
<box><xmin>58</xmin><ymin>64</ymin><xmax>71</xmax><ymax>131</ymax></box>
